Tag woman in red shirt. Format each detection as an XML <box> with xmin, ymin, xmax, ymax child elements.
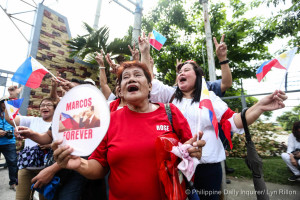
<box><xmin>52</xmin><ymin>61</ymin><xmax>206</xmax><ymax>200</ymax></box>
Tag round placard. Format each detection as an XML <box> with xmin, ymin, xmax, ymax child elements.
<box><xmin>52</xmin><ymin>84</ymin><xmax>110</xmax><ymax>156</ymax></box>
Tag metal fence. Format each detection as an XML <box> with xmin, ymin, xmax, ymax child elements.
<box><xmin>0</xmin><ymin>69</ymin><xmax>15</xmax><ymax>98</ymax></box>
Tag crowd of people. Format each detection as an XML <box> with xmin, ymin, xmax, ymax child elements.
<box><xmin>0</xmin><ymin>32</ymin><xmax>290</xmax><ymax>200</ymax></box>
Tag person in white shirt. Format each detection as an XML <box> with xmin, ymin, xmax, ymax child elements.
<box><xmin>149</xmin><ymin>60</ymin><xmax>287</xmax><ymax>199</ymax></box>
<box><xmin>281</xmin><ymin>121</ymin><xmax>300</xmax><ymax>182</ymax></box>
<box><xmin>5</xmin><ymin>97</ymin><xmax>55</xmax><ymax>200</ymax></box>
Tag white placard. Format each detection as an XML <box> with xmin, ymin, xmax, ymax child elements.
<box><xmin>52</xmin><ymin>84</ymin><xmax>110</xmax><ymax>156</ymax></box>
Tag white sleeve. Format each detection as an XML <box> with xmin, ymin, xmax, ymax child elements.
<box><xmin>150</xmin><ymin>79</ymin><xmax>176</xmax><ymax>103</ymax></box>
<box><xmin>228</xmin><ymin>114</ymin><xmax>244</xmax><ymax>134</ymax></box>
<box><xmin>19</xmin><ymin>116</ymin><xmax>34</xmax><ymax>127</ymax></box>
<box><xmin>107</xmin><ymin>93</ymin><xmax>116</xmax><ymax>101</ymax></box>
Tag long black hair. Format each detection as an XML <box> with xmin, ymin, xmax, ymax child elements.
<box><xmin>292</xmin><ymin>121</ymin><xmax>300</xmax><ymax>142</ymax></box>
<box><xmin>174</xmin><ymin>61</ymin><xmax>205</xmax><ymax>104</ymax></box>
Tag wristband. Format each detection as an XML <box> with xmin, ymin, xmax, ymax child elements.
<box><xmin>219</xmin><ymin>59</ymin><xmax>229</xmax><ymax>65</ymax></box>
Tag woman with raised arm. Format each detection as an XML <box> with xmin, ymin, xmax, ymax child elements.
<box><xmin>149</xmin><ymin>42</ymin><xmax>287</xmax><ymax>199</ymax></box>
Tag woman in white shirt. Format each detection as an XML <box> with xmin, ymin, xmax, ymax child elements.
<box><xmin>150</xmin><ymin>60</ymin><xmax>287</xmax><ymax>200</ymax></box>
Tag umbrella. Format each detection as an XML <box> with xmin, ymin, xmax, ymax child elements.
<box><xmin>241</xmin><ymin>108</ymin><xmax>270</xmax><ymax>200</ymax></box>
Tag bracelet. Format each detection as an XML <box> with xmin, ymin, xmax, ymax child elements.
<box><xmin>219</xmin><ymin>59</ymin><xmax>229</xmax><ymax>65</ymax></box>
<box><xmin>99</xmin><ymin>67</ymin><xmax>105</xmax><ymax>69</ymax></box>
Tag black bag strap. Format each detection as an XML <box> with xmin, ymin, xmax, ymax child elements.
<box><xmin>164</xmin><ymin>103</ymin><xmax>174</xmax><ymax>132</ymax></box>
<box><xmin>241</xmin><ymin>107</ymin><xmax>252</xmax><ymax>143</ymax></box>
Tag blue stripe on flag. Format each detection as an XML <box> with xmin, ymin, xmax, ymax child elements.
<box><xmin>11</xmin><ymin>57</ymin><xmax>33</xmax><ymax>85</ymax></box>
<box><xmin>153</xmin><ymin>30</ymin><xmax>167</xmax><ymax>45</ymax></box>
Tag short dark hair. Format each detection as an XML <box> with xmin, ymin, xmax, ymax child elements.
<box><xmin>175</xmin><ymin>61</ymin><xmax>204</xmax><ymax>104</ymax></box>
<box><xmin>39</xmin><ymin>97</ymin><xmax>58</xmax><ymax>109</ymax></box>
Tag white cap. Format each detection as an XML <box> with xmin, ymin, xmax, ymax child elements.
<box><xmin>84</xmin><ymin>78</ymin><xmax>95</xmax><ymax>86</ymax></box>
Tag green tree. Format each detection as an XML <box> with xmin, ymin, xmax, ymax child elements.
<box><xmin>67</xmin><ymin>23</ymin><xmax>133</xmax><ymax>85</ymax></box>
<box><xmin>140</xmin><ymin>0</ymin><xmax>297</xmax><ymax>116</ymax></box>
<box><xmin>277</xmin><ymin>105</ymin><xmax>300</xmax><ymax>130</ymax></box>
<box><xmin>67</xmin><ymin>23</ymin><xmax>132</xmax><ymax>64</ymax></box>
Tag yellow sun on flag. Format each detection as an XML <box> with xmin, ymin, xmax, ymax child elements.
<box><xmin>203</xmin><ymin>88</ymin><xmax>210</xmax><ymax>96</ymax></box>
<box><xmin>278</xmin><ymin>52</ymin><xmax>287</xmax><ymax>59</ymax></box>
<box><xmin>10</xmin><ymin>107</ymin><xmax>14</xmax><ymax>113</ymax></box>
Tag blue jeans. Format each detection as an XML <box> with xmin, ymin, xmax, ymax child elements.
<box><xmin>0</xmin><ymin>143</ymin><xmax>18</xmax><ymax>185</ymax></box>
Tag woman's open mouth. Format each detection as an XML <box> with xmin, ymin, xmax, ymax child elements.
<box><xmin>179</xmin><ymin>77</ymin><xmax>187</xmax><ymax>83</ymax></box>
<box><xmin>127</xmin><ymin>85</ymin><xmax>139</xmax><ymax>92</ymax></box>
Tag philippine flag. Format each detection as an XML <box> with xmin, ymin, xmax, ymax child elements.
<box><xmin>4</xmin><ymin>98</ymin><xmax>24</xmax><ymax>120</ymax></box>
<box><xmin>11</xmin><ymin>56</ymin><xmax>49</xmax><ymax>89</ymax></box>
<box><xmin>256</xmin><ymin>47</ymin><xmax>298</xmax><ymax>82</ymax></box>
<box><xmin>199</xmin><ymin>77</ymin><xmax>218</xmax><ymax>138</ymax></box>
<box><xmin>149</xmin><ymin>30</ymin><xmax>167</xmax><ymax>51</ymax></box>
<box><xmin>60</xmin><ymin>112</ymin><xmax>79</xmax><ymax>130</ymax></box>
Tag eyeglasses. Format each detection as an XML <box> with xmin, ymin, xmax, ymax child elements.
<box><xmin>39</xmin><ymin>104</ymin><xmax>54</xmax><ymax>108</ymax></box>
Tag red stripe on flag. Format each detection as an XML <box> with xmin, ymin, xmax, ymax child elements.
<box><xmin>25</xmin><ymin>68</ymin><xmax>49</xmax><ymax>89</ymax></box>
<box><xmin>200</xmin><ymin>99</ymin><xmax>219</xmax><ymax>137</ymax></box>
<box><xmin>150</xmin><ymin>39</ymin><xmax>163</xmax><ymax>50</ymax></box>
<box><xmin>256</xmin><ymin>59</ymin><xmax>286</xmax><ymax>82</ymax></box>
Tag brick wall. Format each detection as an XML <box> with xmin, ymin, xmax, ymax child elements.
<box><xmin>27</xmin><ymin>8</ymin><xmax>99</xmax><ymax>116</ymax></box>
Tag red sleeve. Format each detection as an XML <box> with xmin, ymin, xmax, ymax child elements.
<box><xmin>169</xmin><ymin>103</ymin><xmax>192</xmax><ymax>143</ymax></box>
<box><xmin>88</xmin><ymin>133</ymin><xmax>109</xmax><ymax>168</ymax></box>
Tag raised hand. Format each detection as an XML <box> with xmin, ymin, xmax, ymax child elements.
<box><xmin>56</xmin><ymin>77</ymin><xmax>76</xmax><ymax>92</ymax></box>
<box><xmin>95</xmin><ymin>50</ymin><xmax>105</xmax><ymax>67</ymax></box>
<box><xmin>257</xmin><ymin>90</ymin><xmax>287</xmax><ymax>112</ymax></box>
<box><xmin>213</xmin><ymin>34</ymin><xmax>227</xmax><ymax>61</ymax></box>
<box><xmin>8</xmin><ymin>86</ymin><xmax>23</xmax><ymax>99</ymax></box>
<box><xmin>105</xmin><ymin>53</ymin><xmax>120</xmax><ymax>74</ymax></box>
<box><xmin>128</xmin><ymin>42</ymin><xmax>140</xmax><ymax>61</ymax></box>
<box><xmin>138</xmin><ymin>32</ymin><xmax>150</xmax><ymax>54</ymax></box>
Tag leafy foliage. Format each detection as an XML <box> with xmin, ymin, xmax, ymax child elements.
<box><xmin>230</xmin><ymin>121</ymin><xmax>287</xmax><ymax>157</ymax></box>
<box><xmin>66</xmin><ymin>23</ymin><xmax>133</xmax><ymax>64</ymax></box>
<box><xmin>277</xmin><ymin>104</ymin><xmax>300</xmax><ymax>130</ymax></box>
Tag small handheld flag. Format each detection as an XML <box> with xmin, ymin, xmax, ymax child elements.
<box><xmin>149</xmin><ymin>30</ymin><xmax>167</xmax><ymax>51</ymax></box>
<box><xmin>60</xmin><ymin>112</ymin><xmax>79</xmax><ymax>130</ymax></box>
<box><xmin>199</xmin><ymin>77</ymin><xmax>218</xmax><ymax>137</ymax></box>
<box><xmin>4</xmin><ymin>98</ymin><xmax>24</xmax><ymax>120</ymax></box>
<box><xmin>12</xmin><ymin>56</ymin><xmax>49</xmax><ymax>89</ymax></box>
<box><xmin>256</xmin><ymin>47</ymin><xmax>298</xmax><ymax>82</ymax></box>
